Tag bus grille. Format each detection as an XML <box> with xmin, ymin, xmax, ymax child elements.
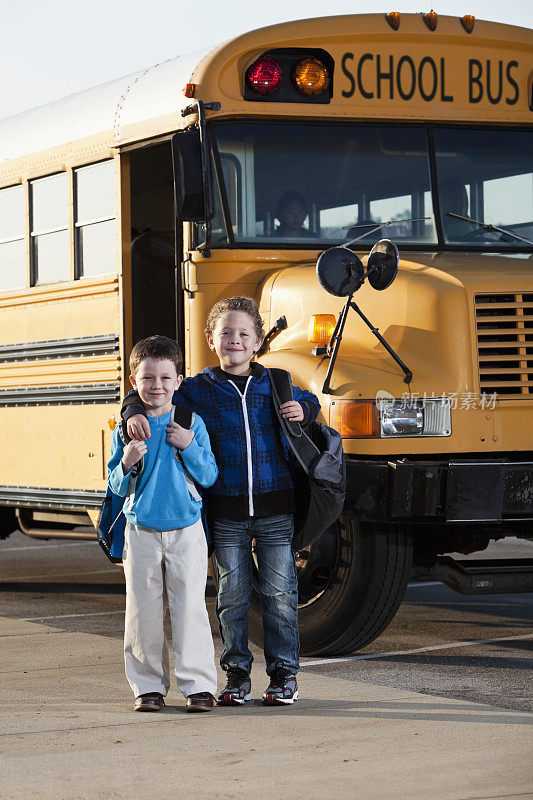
<box><xmin>475</xmin><ymin>293</ymin><xmax>533</xmax><ymax>399</ymax></box>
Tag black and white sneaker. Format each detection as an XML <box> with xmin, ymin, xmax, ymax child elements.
<box><xmin>217</xmin><ymin>667</ymin><xmax>252</xmax><ymax>705</ymax></box>
<box><xmin>262</xmin><ymin>667</ymin><xmax>299</xmax><ymax>705</ymax></box>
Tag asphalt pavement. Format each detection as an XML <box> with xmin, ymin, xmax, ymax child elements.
<box><xmin>1</xmin><ymin>529</ymin><xmax>532</xmax><ymax>799</ymax></box>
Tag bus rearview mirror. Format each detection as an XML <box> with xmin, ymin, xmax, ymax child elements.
<box><xmin>366</xmin><ymin>239</ymin><xmax>399</xmax><ymax>291</ymax></box>
<box><xmin>316</xmin><ymin>247</ymin><xmax>365</xmax><ymax>297</ymax></box>
<box><xmin>171</xmin><ymin>129</ymin><xmax>210</xmax><ymax>223</ymax></box>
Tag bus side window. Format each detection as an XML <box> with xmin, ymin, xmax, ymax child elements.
<box><xmin>215</xmin><ymin>154</ymin><xmax>240</xmax><ymax>240</ymax></box>
<box><xmin>221</xmin><ymin>156</ymin><xmax>240</xmax><ymax>234</ymax></box>
<box><xmin>75</xmin><ymin>161</ymin><xmax>116</xmax><ymax>278</ymax></box>
<box><xmin>30</xmin><ymin>173</ymin><xmax>69</xmax><ymax>285</ymax></box>
<box><xmin>195</xmin><ymin>152</ymin><xmax>241</xmax><ymax>246</ymax></box>
<box><xmin>0</xmin><ymin>185</ymin><xmax>25</xmax><ymax>291</ymax></box>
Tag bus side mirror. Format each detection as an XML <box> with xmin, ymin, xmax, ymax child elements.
<box><xmin>171</xmin><ymin>129</ymin><xmax>213</xmax><ymax>222</ymax></box>
<box><xmin>366</xmin><ymin>239</ymin><xmax>399</xmax><ymax>290</ymax></box>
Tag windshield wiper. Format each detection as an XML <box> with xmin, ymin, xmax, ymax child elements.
<box><xmin>446</xmin><ymin>212</ymin><xmax>533</xmax><ymax>245</ymax></box>
<box><xmin>344</xmin><ymin>217</ymin><xmax>430</xmax><ymax>247</ymax></box>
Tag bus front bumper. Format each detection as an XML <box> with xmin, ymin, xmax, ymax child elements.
<box><xmin>345</xmin><ymin>457</ymin><xmax>533</xmax><ymax>523</ymax></box>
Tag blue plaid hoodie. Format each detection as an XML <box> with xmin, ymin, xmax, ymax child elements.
<box><xmin>122</xmin><ymin>363</ymin><xmax>320</xmax><ymax>520</ymax></box>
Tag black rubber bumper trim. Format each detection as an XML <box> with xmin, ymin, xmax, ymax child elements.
<box><xmin>345</xmin><ymin>457</ymin><xmax>533</xmax><ymax>522</ymax></box>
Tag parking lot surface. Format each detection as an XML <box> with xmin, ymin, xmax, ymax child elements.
<box><xmin>1</xmin><ymin>530</ymin><xmax>532</xmax><ymax>799</ymax></box>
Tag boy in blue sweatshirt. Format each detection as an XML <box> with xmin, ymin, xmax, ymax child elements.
<box><xmin>107</xmin><ymin>336</ymin><xmax>218</xmax><ymax>712</ymax></box>
<box><xmin>122</xmin><ymin>298</ymin><xmax>320</xmax><ymax>706</ymax></box>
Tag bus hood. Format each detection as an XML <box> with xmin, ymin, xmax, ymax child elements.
<box><xmin>263</xmin><ymin>250</ymin><xmax>533</xmax><ymax>400</ymax></box>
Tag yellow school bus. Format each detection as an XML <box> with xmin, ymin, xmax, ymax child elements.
<box><xmin>1</xmin><ymin>13</ymin><xmax>532</xmax><ymax>654</ymax></box>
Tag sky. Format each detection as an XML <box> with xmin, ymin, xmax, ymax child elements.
<box><xmin>1</xmin><ymin>0</ymin><xmax>531</xmax><ymax>119</ymax></box>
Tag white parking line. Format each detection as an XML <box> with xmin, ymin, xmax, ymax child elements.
<box><xmin>407</xmin><ymin>581</ymin><xmax>442</xmax><ymax>588</ymax></box>
<box><xmin>4</xmin><ymin>569</ymin><xmax>117</xmax><ymax>582</ymax></box>
<box><xmin>1</xmin><ymin>542</ymin><xmax>96</xmax><ymax>552</ymax></box>
<box><xmin>18</xmin><ymin>610</ymin><xmax>125</xmax><ymax>621</ymax></box>
<box><xmin>300</xmin><ymin>633</ymin><xmax>533</xmax><ymax>667</ymax></box>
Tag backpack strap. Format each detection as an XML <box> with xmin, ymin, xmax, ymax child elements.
<box><xmin>119</xmin><ymin>421</ymin><xmax>143</xmax><ymax>477</ymax></box>
<box><xmin>170</xmin><ymin>405</ymin><xmax>201</xmax><ymax>502</ymax></box>
<box><xmin>173</xmin><ymin>405</ymin><xmax>193</xmax><ymax>428</ymax></box>
<box><xmin>267</xmin><ymin>368</ymin><xmax>320</xmax><ymax>474</ymax></box>
<box><xmin>267</xmin><ymin>368</ymin><xmax>302</xmax><ymax>438</ymax></box>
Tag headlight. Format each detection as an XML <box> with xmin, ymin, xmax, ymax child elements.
<box><xmin>378</xmin><ymin>398</ymin><xmax>451</xmax><ymax>438</ymax></box>
<box><xmin>380</xmin><ymin>400</ymin><xmax>423</xmax><ymax>436</ymax></box>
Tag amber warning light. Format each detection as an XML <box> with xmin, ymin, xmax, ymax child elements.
<box><xmin>385</xmin><ymin>11</ymin><xmax>401</xmax><ymax>30</ymax></box>
<box><xmin>292</xmin><ymin>58</ymin><xmax>330</xmax><ymax>96</ymax></box>
<box><xmin>308</xmin><ymin>314</ymin><xmax>336</xmax><ymax>345</ymax></box>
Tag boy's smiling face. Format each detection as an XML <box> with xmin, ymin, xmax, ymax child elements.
<box><xmin>130</xmin><ymin>357</ymin><xmax>182</xmax><ymax>416</ymax></box>
<box><xmin>207</xmin><ymin>310</ymin><xmax>263</xmax><ymax>375</ymax></box>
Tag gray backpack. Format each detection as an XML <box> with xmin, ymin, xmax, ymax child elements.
<box><xmin>267</xmin><ymin>368</ymin><xmax>346</xmax><ymax>551</ymax></box>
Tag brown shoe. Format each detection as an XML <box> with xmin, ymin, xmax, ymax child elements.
<box><xmin>186</xmin><ymin>692</ymin><xmax>215</xmax><ymax>712</ymax></box>
<box><xmin>134</xmin><ymin>692</ymin><xmax>165</xmax><ymax>712</ymax></box>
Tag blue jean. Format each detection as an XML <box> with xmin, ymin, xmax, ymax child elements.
<box><xmin>213</xmin><ymin>514</ymin><xmax>299</xmax><ymax>676</ymax></box>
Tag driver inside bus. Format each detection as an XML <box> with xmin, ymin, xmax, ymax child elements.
<box><xmin>274</xmin><ymin>191</ymin><xmax>318</xmax><ymax>238</ymax></box>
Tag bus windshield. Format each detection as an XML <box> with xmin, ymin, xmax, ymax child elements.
<box><xmin>434</xmin><ymin>128</ymin><xmax>533</xmax><ymax>247</ymax></box>
<box><xmin>210</xmin><ymin>122</ymin><xmax>533</xmax><ymax>250</ymax></box>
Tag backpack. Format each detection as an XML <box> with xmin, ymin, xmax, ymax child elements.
<box><xmin>97</xmin><ymin>406</ymin><xmax>194</xmax><ymax>565</ymax></box>
<box><xmin>267</xmin><ymin>368</ymin><xmax>346</xmax><ymax>551</ymax></box>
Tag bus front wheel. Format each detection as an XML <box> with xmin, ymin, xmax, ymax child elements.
<box><xmin>248</xmin><ymin>513</ymin><xmax>413</xmax><ymax>656</ymax></box>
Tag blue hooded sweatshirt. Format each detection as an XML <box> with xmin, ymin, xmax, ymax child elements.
<box><xmin>107</xmin><ymin>410</ymin><xmax>217</xmax><ymax>531</ymax></box>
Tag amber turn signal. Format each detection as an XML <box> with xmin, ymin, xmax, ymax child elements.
<box><xmin>292</xmin><ymin>58</ymin><xmax>330</xmax><ymax>96</ymax></box>
<box><xmin>183</xmin><ymin>83</ymin><xmax>196</xmax><ymax>98</ymax></box>
<box><xmin>308</xmin><ymin>314</ymin><xmax>336</xmax><ymax>345</ymax></box>
<box><xmin>330</xmin><ymin>400</ymin><xmax>380</xmax><ymax>439</ymax></box>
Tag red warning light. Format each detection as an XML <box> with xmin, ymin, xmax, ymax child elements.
<box><xmin>245</xmin><ymin>55</ymin><xmax>283</xmax><ymax>95</ymax></box>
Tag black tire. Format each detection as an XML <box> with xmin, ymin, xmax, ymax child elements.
<box><xmin>248</xmin><ymin>513</ymin><xmax>412</xmax><ymax>656</ymax></box>
<box><xmin>0</xmin><ymin>507</ymin><xmax>18</xmax><ymax>540</ymax></box>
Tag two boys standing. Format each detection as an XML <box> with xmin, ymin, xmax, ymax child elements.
<box><xmin>108</xmin><ymin>296</ymin><xmax>320</xmax><ymax>711</ymax></box>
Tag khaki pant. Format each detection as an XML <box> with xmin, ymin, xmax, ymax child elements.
<box><xmin>123</xmin><ymin>519</ymin><xmax>217</xmax><ymax>698</ymax></box>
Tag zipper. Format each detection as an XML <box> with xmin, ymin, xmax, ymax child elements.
<box><xmin>228</xmin><ymin>377</ymin><xmax>254</xmax><ymax>516</ymax></box>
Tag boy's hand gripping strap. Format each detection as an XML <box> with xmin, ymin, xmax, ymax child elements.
<box><xmin>119</xmin><ymin>405</ymin><xmax>193</xmax><ymax>478</ymax></box>
<box><xmin>119</xmin><ymin>421</ymin><xmax>143</xmax><ymax>477</ymax></box>
<box><xmin>169</xmin><ymin>406</ymin><xmax>201</xmax><ymax>502</ymax></box>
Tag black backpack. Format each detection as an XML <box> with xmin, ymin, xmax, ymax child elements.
<box><xmin>267</xmin><ymin>368</ymin><xmax>346</xmax><ymax>551</ymax></box>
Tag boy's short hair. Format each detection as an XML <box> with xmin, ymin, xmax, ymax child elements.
<box><xmin>129</xmin><ymin>336</ymin><xmax>183</xmax><ymax>376</ymax></box>
<box><xmin>204</xmin><ymin>296</ymin><xmax>264</xmax><ymax>340</ymax></box>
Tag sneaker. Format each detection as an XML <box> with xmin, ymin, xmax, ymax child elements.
<box><xmin>217</xmin><ymin>667</ymin><xmax>252</xmax><ymax>705</ymax></box>
<box><xmin>262</xmin><ymin>668</ymin><xmax>299</xmax><ymax>705</ymax></box>
<box><xmin>186</xmin><ymin>692</ymin><xmax>215</xmax><ymax>712</ymax></box>
<box><xmin>133</xmin><ymin>692</ymin><xmax>165</xmax><ymax>712</ymax></box>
